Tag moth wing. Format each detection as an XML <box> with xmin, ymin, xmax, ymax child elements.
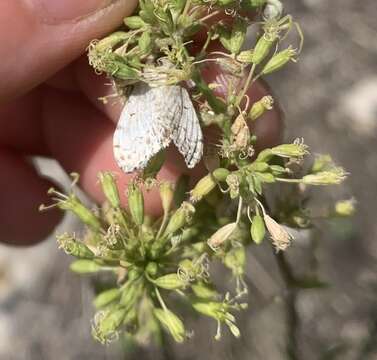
<box><xmin>172</xmin><ymin>87</ymin><xmax>203</xmax><ymax>168</ymax></box>
<box><xmin>113</xmin><ymin>83</ymin><xmax>182</xmax><ymax>173</ymax></box>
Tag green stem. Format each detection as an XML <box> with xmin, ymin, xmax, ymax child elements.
<box><xmin>236</xmin><ymin>63</ymin><xmax>256</xmax><ymax>107</ymax></box>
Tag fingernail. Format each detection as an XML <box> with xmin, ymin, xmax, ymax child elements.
<box><xmin>30</xmin><ymin>0</ymin><xmax>117</xmax><ymax>24</ymax></box>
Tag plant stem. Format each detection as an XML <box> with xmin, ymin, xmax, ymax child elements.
<box><xmin>274</xmin><ymin>251</ymin><xmax>300</xmax><ymax>360</ymax></box>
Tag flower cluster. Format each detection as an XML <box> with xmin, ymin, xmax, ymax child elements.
<box><xmin>41</xmin><ymin>0</ymin><xmax>353</xmax><ymax>347</ymax></box>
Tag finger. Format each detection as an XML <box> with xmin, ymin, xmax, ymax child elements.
<box><xmin>0</xmin><ymin>86</ymin><xmax>50</xmax><ymax>156</ymax></box>
<box><xmin>0</xmin><ymin>149</ymin><xmax>62</xmax><ymax>245</ymax></box>
<box><xmin>42</xmin><ymin>89</ymin><xmax>186</xmax><ymax>216</ymax></box>
<box><xmin>0</xmin><ymin>0</ymin><xmax>138</xmax><ymax>102</ymax></box>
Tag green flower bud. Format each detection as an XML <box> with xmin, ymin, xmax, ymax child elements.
<box><xmin>190</xmin><ymin>168</ymin><xmax>229</xmax><ymax>202</ymax></box>
<box><xmin>208</xmin><ymin>222</ymin><xmax>237</xmax><ymax>249</ymax></box>
<box><xmin>254</xmin><ymin>149</ymin><xmax>272</xmax><ymax>164</ymax></box>
<box><xmin>57</xmin><ymin>233</ymin><xmax>94</xmax><ymax>258</ymax></box>
<box><xmin>124</xmin><ymin>16</ymin><xmax>147</xmax><ymax>29</ymax></box>
<box><xmin>120</xmin><ymin>282</ymin><xmax>143</xmax><ymax>310</ymax></box>
<box><xmin>237</xmin><ymin>50</ymin><xmax>254</xmax><ymax>64</ymax></box>
<box><xmin>154</xmin><ymin>308</ymin><xmax>186</xmax><ymax>343</ymax></box>
<box><xmin>191</xmin><ymin>282</ymin><xmax>219</xmax><ymax>300</ymax></box>
<box><xmin>248</xmin><ymin>96</ymin><xmax>274</xmax><ymax>121</ymax></box>
<box><xmin>93</xmin><ymin>32</ymin><xmax>130</xmax><ymax>52</ymax></box>
<box><xmin>262</xmin><ymin>46</ymin><xmax>298</xmax><ymax>75</ymax></box>
<box><xmin>70</xmin><ymin>260</ymin><xmax>103</xmax><ymax>274</ymax></box>
<box><xmin>94</xmin><ymin>288</ymin><xmax>122</xmax><ymax>309</ymax></box>
<box><xmin>303</xmin><ymin>169</ymin><xmax>347</xmax><ymax>186</ymax></box>
<box><xmin>335</xmin><ymin>199</ymin><xmax>356</xmax><ymax>217</ymax></box>
<box><xmin>252</xmin><ymin>35</ymin><xmax>276</xmax><ymax>65</ymax></box>
<box><xmin>146</xmin><ymin>262</ymin><xmax>159</xmax><ymax>277</ymax></box>
<box><xmin>98</xmin><ymin>172</ymin><xmax>120</xmax><ymax>208</ymax></box>
<box><xmin>127</xmin><ymin>183</ymin><xmax>144</xmax><ymax>226</ymax></box>
<box><xmin>250</xmin><ymin>215</ymin><xmax>265</xmax><ymax>244</ymax></box>
<box><xmin>271</xmin><ymin>141</ymin><xmax>309</xmax><ymax>158</ymax></box>
<box><xmin>42</xmin><ymin>189</ymin><xmax>102</xmax><ymax>231</ymax></box>
<box><xmin>138</xmin><ymin>31</ymin><xmax>152</xmax><ymax>54</ymax></box>
<box><xmin>92</xmin><ymin>307</ymin><xmax>127</xmax><ymax>344</ymax></box>
<box><xmin>163</xmin><ymin>202</ymin><xmax>195</xmax><ymax>237</ymax></box>
<box><xmin>160</xmin><ymin>182</ymin><xmax>174</xmax><ymax>214</ymax></box>
<box><xmin>154</xmin><ymin>274</ymin><xmax>187</xmax><ymax>290</ymax></box>
<box><xmin>245</xmin><ymin>161</ymin><xmax>269</xmax><ymax>173</ymax></box>
<box><xmin>192</xmin><ymin>301</ymin><xmax>223</xmax><ymax>320</ymax></box>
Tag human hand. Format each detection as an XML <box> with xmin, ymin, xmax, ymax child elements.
<box><xmin>0</xmin><ymin>0</ymin><xmax>283</xmax><ymax>246</ymax></box>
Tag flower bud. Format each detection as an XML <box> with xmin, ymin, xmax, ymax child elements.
<box><xmin>335</xmin><ymin>199</ymin><xmax>356</xmax><ymax>217</ymax></box>
<box><xmin>127</xmin><ymin>183</ymin><xmax>144</xmax><ymax>226</ymax></box>
<box><xmin>190</xmin><ymin>168</ymin><xmax>229</xmax><ymax>202</ymax></box>
<box><xmin>250</xmin><ymin>214</ymin><xmax>266</xmax><ymax>244</ymax></box>
<box><xmin>262</xmin><ymin>46</ymin><xmax>298</xmax><ymax>75</ymax></box>
<box><xmin>43</xmin><ymin>189</ymin><xmax>102</xmax><ymax>231</ymax></box>
<box><xmin>138</xmin><ymin>31</ymin><xmax>152</xmax><ymax>54</ymax></box>
<box><xmin>93</xmin><ymin>32</ymin><xmax>129</xmax><ymax>52</ymax></box>
<box><xmin>248</xmin><ymin>96</ymin><xmax>274</xmax><ymax>121</ymax></box>
<box><xmin>160</xmin><ymin>182</ymin><xmax>174</xmax><ymax>214</ymax></box>
<box><xmin>94</xmin><ymin>288</ymin><xmax>122</xmax><ymax>309</ymax></box>
<box><xmin>154</xmin><ymin>274</ymin><xmax>187</xmax><ymax>290</ymax></box>
<box><xmin>124</xmin><ymin>16</ymin><xmax>147</xmax><ymax>29</ymax></box>
<box><xmin>70</xmin><ymin>260</ymin><xmax>103</xmax><ymax>274</ymax></box>
<box><xmin>303</xmin><ymin>169</ymin><xmax>347</xmax><ymax>186</ymax></box>
<box><xmin>192</xmin><ymin>282</ymin><xmax>219</xmax><ymax>300</ymax></box>
<box><xmin>163</xmin><ymin>202</ymin><xmax>195</xmax><ymax>237</ymax></box>
<box><xmin>208</xmin><ymin>222</ymin><xmax>237</xmax><ymax>249</ymax></box>
<box><xmin>252</xmin><ymin>34</ymin><xmax>276</xmax><ymax>65</ymax></box>
<box><xmin>154</xmin><ymin>308</ymin><xmax>186</xmax><ymax>343</ymax></box>
<box><xmin>92</xmin><ymin>307</ymin><xmax>127</xmax><ymax>344</ymax></box>
<box><xmin>98</xmin><ymin>172</ymin><xmax>120</xmax><ymax>208</ymax></box>
<box><xmin>264</xmin><ymin>215</ymin><xmax>293</xmax><ymax>252</ymax></box>
<box><xmin>271</xmin><ymin>140</ymin><xmax>309</xmax><ymax>158</ymax></box>
<box><xmin>57</xmin><ymin>233</ymin><xmax>94</xmax><ymax>258</ymax></box>
<box><xmin>237</xmin><ymin>50</ymin><xmax>254</xmax><ymax>64</ymax></box>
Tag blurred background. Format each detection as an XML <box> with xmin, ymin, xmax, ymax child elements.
<box><xmin>0</xmin><ymin>0</ymin><xmax>376</xmax><ymax>359</ymax></box>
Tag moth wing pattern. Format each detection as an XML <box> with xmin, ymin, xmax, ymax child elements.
<box><xmin>113</xmin><ymin>83</ymin><xmax>182</xmax><ymax>173</ymax></box>
<box><xmin>172</xmin><ymin>87</ymin><xmax>203</xmax><ymax>168</ymax></box>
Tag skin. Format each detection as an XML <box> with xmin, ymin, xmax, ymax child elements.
<box><xmin>0</xmin><ymin>0</ymin><xmax>283</xmax><ymax>246</ymax></box>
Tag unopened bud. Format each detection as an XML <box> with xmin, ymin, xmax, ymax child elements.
<box><xmin>237</xmin><ymin>50</ymin><xmax>254</xmax><ymax>64</ymax></box>
<box><xmin>271</xmin><ymin>140</ymin><xmax>309</xmax><ymax>158</ymax></box>
<box><xmin>98</xmin><ymin>172</ymin><xmax>120</xmax><ymax>208</ymax></box>
<box><xmin>252</xmin><ymin>35</ymin><xmax>276</xmax><ymax>65</ymax></box>
<box><xmin>57</xmin><ymin>233</ymin><xmax>94</xmax><ymax>258</ymax></box>
<box><xmin>262</xmin><ymin>46</ymin><xmax>298</xmax><ymax>75</ymax></box>
<box><xmin>154</xmin><ymin>308</ymin><xmax>186</xmax><ymax>343</ymax></box>
<box><xmin>163</xmin><ymin>202</ymin><xmax>195</xmax><ymax>237</ymax></box>
<box><xmin>154</xmin><ymin>274</ymin><xmax>187</xmax><ymax>290</ymax></box>
<box><xmin>250</xmin><ymin>214</ymin><xmax>266</xmax><ymax>244</ymax></box>
<box><xmin>124</xmin><ymin>16</ymin><xmax>146</xmax><ymax>29</ymax></box>
<box><xmin>190</xmin><ymin>168</ymin><xmax>230</xmax><ymax>202</ymax></box>
<box><xmin>249</xmin><ymin>96</ymin><xmax>274</xmax><ymax>121</ymax></box>
<box><xmin>94</xmin><ymin>288</ymin><xmax>122</xmax><ymax>309</ymax></box>
<box><xmin>303</xmin><ymin>168</ymin><xmax>347</xmax><ymax>185</ymax></box>
<box><xmin>160</xmin><ymin>182</ymin><xmax>174</xmax><ymax>214</ymax></box>
<box><xmin>70</xmin><ymin>259</ymin><xmax>102</xmax><ymax>274</ymax></box>
<box><xmin>127</xmin><ymin>183</ymin><xmax>144</xmax><ymax>226</ymax></box>
<box><xmin>92</xmin><ymin>307</ymin><xmax>127</xmax><ymax>344</ymax></box>
<box><xmin>208</xmin><ymin>222</ymin><xmax>237</xmax><ymax>249</ymax></box>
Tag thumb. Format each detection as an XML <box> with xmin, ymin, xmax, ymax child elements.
<box><xmin>0</xmin><ymin>0</ymin><xmax>138</xmax><ymax>102</ymax></box>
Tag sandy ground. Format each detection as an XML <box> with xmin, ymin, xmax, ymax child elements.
<box><xmin>0</xmin><ymin>1</ymin><xmax>376</xmax><ymax>359</ymax></box>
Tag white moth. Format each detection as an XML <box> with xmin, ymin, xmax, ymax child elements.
<box><xmin>113</xmin><ymin>82</ymin><xmax>203</xmax><ymax>173</ymax></box>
